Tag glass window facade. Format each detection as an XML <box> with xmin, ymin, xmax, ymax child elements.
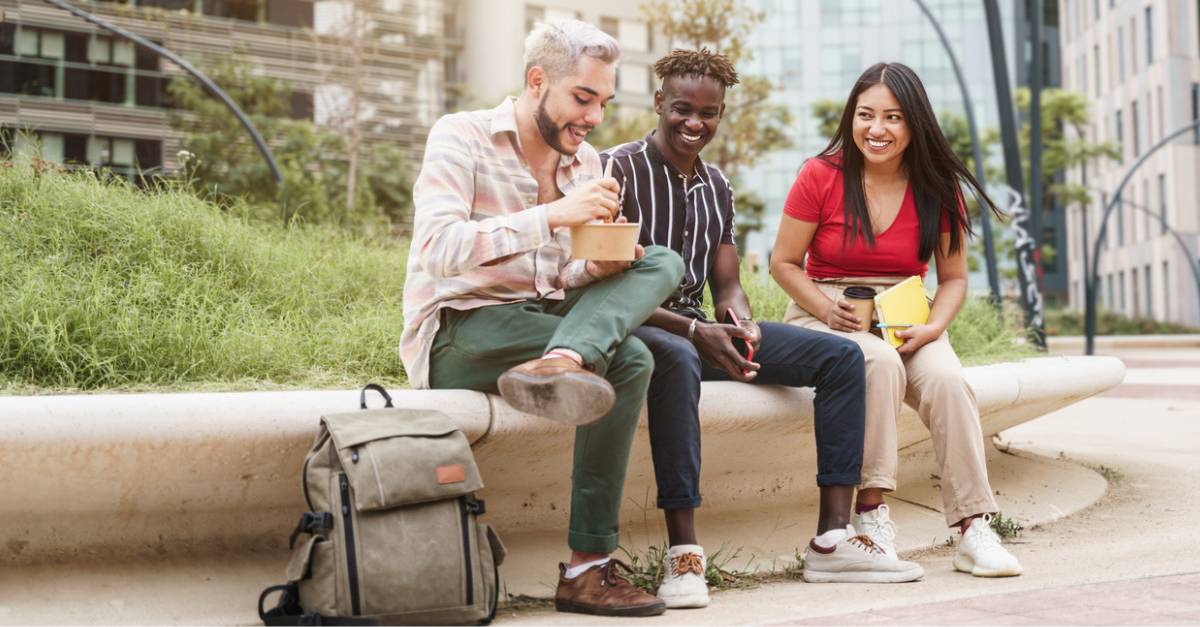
<box><xmin>0</xmin><ymin>24</ymin><xmax>167</xmax><ymax>107</ymax></box>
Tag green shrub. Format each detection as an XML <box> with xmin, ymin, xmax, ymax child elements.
<box><xmin>0</xmin><ymin>162</ymin><xmax>407</xmax><ymax>393</ymax></box>
<box><xmin>1044</xmin><ymin>307</ymin><xmax>1199</xmax><ymax>336</ymax></box>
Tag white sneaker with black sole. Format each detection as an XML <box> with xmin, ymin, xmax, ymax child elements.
<box><xmin>656</xmin><ymin>545</ymin><xmax>709</xmax><ymax>608</ymax></box>
<box><xmin>802</xmin><ymin>526</ymin><xmax>924</xmax><ymax>583</ymax></box>
<box><xmin>954</xmin><ymin>514</ymin><xmax>1023</xmax><ymax>577</ymax></box>
<box><xmin>850</xmin><ymin>504</ymin><xmax>898</xmax><ymax>559</ymax></box>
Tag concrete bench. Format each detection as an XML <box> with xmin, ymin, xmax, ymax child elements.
<box><xmin>0</xmin><ymin>356</ymin><xmax>1124</xmax><ymax>611</ymax></box>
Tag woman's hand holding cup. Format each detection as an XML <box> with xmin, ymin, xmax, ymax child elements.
<box><xmin>824</xmin><ymin>298</ymin><xmax>862</xmax><ymax>332</ymax></box>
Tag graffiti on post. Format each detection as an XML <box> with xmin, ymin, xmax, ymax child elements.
<box><xmin>999</xmin><ymin>184</ymin><xmax>1045</xmax><ymax>335</ymax></box>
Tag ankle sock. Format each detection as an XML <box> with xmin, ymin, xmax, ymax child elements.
<box><xmin>564</xmin><ymin>557</ymin><xmax>610</xmax><ymax>579</ymax></box>
<box><xmin>542</xmin><ymin>349</ymin><xmax>579</xmax><ymax>363</ymax></box>
<box><xmin>855</xmin><ymin>502</ymin><xmax>883</xmax><ymax>515</ymax></box>
<box><xmin>813</xmin><ymin>528</ymin><xmax>849</xmax><ymax>549</ymax></box>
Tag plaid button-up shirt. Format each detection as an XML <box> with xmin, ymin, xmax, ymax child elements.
<box><xmin>400</xmin><ymin>97</ymin><xmax>600</xmax><ymax>389</ymax></box>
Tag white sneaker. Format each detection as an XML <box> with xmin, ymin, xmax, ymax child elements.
<box><xmin>850</xmin><ymin>504</ymin><xmax>898</xmax><ymax>559</ymax></box>
<box><xmin>954</xmin><ymin>514</ymin><xmax>1024</xmax><ymax>577</ymax></box>
<box><xmin>656</xmin><ymin>544</ymin><xmax>709</xmax><ymax>609</ymax></box>
<box><xmin>802</xmin><ymin>526</ymin><xmax>924</xmax><ymax>583</ymax></box>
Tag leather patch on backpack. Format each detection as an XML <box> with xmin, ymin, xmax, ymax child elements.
<box><xmin>437</xmin><ymin>464</ymin><xmax>465</xmax><ymax>484</ymax></box>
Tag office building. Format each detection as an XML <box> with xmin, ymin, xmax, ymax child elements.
<box><xmin>0</xmin><ymin>0</ymin><xmax>443</xmax><ymax>176</ymax></box>
<box><xmin>442</xmin><ymin>0</ymin><xmax>668</xmax><ymax>114</ymax></box>
<box><xmin>1060</xmin><ymin>0</ymin><xmax>1200</xmax><ymax>325</ymax></box>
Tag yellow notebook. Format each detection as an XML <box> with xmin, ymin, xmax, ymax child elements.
<box><xmin>874</xmin><ymin>276</ymin><xmax>930</xmax><ymax>349</ymax></box>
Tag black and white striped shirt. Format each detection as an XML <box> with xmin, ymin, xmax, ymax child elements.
<box><xmin>600</xmin><ymin>131</ymin><xmax>736</xmax><ymax>320</ymax></box>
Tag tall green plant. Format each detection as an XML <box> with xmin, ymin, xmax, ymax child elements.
<box><xmin>0</xmin><ymin>163</ymin><xmax>408</xmax><ymax>392</ymax></box>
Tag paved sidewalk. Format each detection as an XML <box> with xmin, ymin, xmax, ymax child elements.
<box><xmin>778</xmin><ymin>572</ymin><xmax>1200</xmax><ymax>625</ymax></box>
<box><xmin>497</xmin><ymin>346</ymin><xmax>1200</xmax><ymax>626</ymax></box>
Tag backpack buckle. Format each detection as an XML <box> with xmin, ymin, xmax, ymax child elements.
<box><xmin>302</xmin><ymin>511</ymin><xmax>334</xmax><ymax>529</ymax></box>
<box><xmin>289</xmin><ymin>511</ymin><xmax>334</xmax><ymax>549</ymax></box>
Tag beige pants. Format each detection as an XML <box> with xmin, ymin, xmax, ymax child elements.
<box><xmin>784</xmin><ymin>276</ymin><xmax>998</xmax><ymax>527</ymax></box>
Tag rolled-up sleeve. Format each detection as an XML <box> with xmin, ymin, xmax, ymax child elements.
<box><xmin>558</xmin><ymin>259</ymin><xmax>598</xmax><ymax>290</ymax></box>
<box><xmin>413</xmin><ymin>117</ymin><xmax>552</xmax><ymax>280</ymax></box>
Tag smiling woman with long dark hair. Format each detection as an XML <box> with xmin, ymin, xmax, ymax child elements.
<box><xmin>770</xmin><ymin>62</ymin><xmax>1023</xmax><ymax>578</ymax></box>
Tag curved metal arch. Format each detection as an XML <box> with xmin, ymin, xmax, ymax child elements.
<box><xmin>1085</xmin><ymin>118</ymin><xmax>1200</xmax><ymax>354</ymax></box>
<box><xmin>1080</xmin><ymin>190</ymin><xmax>1200</xmax><ymax>320</ymax></box>
<box><xmin>38</xmin><ymin>0</ymin><xmax>284</xmax><ymax>185</ymax></box>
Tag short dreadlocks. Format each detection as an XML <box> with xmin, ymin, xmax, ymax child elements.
<box><xmin>652</xmin><ymin>48</ymin><xmax>740</xmax><ymax>88</ymax></box>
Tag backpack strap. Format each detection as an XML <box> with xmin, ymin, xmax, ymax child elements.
<box><xmin>259</xmin><ymin>584</ymin><xmax>379</xmax><ymax>626</ymax></box>
<box><xmin>359</xmin><ymin>384</ymin><xmax>394</xmax><ymax>410</ymax></box>
<box><xmin>481</xmin><ymin>561</ymin><xmax>500</xmax><ymax>626</ymax></box>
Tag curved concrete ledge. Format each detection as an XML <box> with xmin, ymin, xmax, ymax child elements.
<box><xmin>0</xmin><ymin>356</ymin><xmax>1124</xmax><ymax>578</ymax></box>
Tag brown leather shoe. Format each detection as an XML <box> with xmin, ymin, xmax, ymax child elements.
<box><xmin>555</xmin><ymin>560</ymin><xmax>667</xmax><ymax>617</ymax></box>
<box><xmin>497</xmin><ymin>357</ymin><xmax>615</xmax><ymax>426</ymax></box>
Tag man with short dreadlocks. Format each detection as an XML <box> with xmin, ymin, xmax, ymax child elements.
<box><xmin>600</xmin><ymin>48</ymin><xmax>923</xmax><ymax>607</ymax></box>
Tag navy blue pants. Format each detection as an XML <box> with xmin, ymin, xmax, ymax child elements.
<box><xmin>632</xmin><ymin>321</ymin><xmax>867</xmax><ymax>510</ymax></box>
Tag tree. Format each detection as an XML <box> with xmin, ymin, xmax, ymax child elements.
<box><xmin>977</xmin><ymin>88</ymin><xmax>1118</xmax><ymax>277</ymax></box>
<box><xmin>167</xmin><ymin>54</ymin><xmax>412</xmax><ymax>228</ymax></box>
<box><xmin>588</xmin><ymin>108</ymin><xmax>659</xmax><ymax>152</ymax></box>
<box><xmin>810</xmin><ymin>98</ymin><xmax>845</xmax><ymax>143</ymax></box>
<box><xmin>1007</xmin><ymin>87</ymin><xmax>1120</xmax><ymax>216</ymax></box>
<box><xmin>640</xmin><ymin>0</ymin><xmax>794</xmax><ymax>183</ymax></box>
<box><xmin>308</xmin><ymin>0</ymin><xmax>378</xmax><ymax>215</ymax></box>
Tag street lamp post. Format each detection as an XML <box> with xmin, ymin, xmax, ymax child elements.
<box><xmin>911</xmin><ymin>0</ymin><xmax>1002</xmax><ymax>307</ymax></box>
<box><xmin>983</xmin><ymin>0</ymin><xmax>1045</xmax><ymax>347</ymax></box>
<box><xmin>1029</xmin><ymin>0</ymin><xmax>1045</xmax><ymax>299</ymax></box>
<box><xmin>1085</xmin><ymin>118</ymin><xmax>1200</xmax><ymax>354</ymax></box>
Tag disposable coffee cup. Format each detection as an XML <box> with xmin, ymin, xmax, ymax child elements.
<box><xmin>842</xmin><ymin>285</ymin><xmax>877</xmax><ymax>331</ymax></box>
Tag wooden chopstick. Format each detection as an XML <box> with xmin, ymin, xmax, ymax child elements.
<box><xmin>603</xmin><ymin>158</ymin><xmax>614</xmax><ymax>223</ymax></box>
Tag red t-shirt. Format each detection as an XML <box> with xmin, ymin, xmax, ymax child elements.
<box><xmin>782</xmin><ymin>157</ymin><xmax>953</xmax><ymax>279</ymax></box>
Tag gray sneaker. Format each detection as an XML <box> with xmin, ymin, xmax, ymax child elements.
<box><xmin>803</xmin><ymin>526</ymin><xmax>924</xmax><ymax>583</ymax></box>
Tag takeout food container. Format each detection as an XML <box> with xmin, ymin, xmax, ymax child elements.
<box><xmin>569</xmin><ymin>222</ymin><xmax>640</xmax><ymax>261</ymax></box>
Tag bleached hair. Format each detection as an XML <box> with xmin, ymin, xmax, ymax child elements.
<box><xmin>523</xmin><ymin>20</ymin><xmax>621</xmax><ymax>84</ymax></box>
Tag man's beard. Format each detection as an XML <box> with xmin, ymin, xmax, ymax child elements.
<box><xmin>536</xmin><ymin>91</ymin><xmax>584</xmax><ymax>155</ymax></box>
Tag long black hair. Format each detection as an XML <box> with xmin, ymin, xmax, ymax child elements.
<box><xmin>817</xmin><ymin>62</ymin><xmax>1002</xmax><ymax>262</ymax></box>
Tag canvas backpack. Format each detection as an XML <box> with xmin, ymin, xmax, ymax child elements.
<box><xmin>260</xmin><ymin>384</ymin><xmax>506</xmax><ymax>626</ymax></box>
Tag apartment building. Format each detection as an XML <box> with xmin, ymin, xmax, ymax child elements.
<box><xmin>0</xmin><ymin>0</ymin><xmax>443</xmax><ymax>176</ymax></box>
<box><xmin>1060</xmin><ymin>0</ymin><xmax>1200</xmax><ymax>325</ymax></box>
<box><xmin>442</xmin><ymin>0</ymin><xmax>668</xmax><ymax>114</ymax></box>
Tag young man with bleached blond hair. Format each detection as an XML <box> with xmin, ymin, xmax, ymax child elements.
<box><xmin>400</xmin><ymin>19</ymin><xmax>684</xmax><ymax>617</ymax></box>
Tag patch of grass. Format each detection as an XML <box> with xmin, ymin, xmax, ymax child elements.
<box><xmin>947</xmin><ymin>297</ymin><xmax>1041</xmax><ymax>366</ymax></box>
<box><xmin>1094</xmin><ymin>464</ymin><xmax>1125</xmax><ymax>484</ymax></box>
<box><xmin>498</xmin><ymin>594</ymin><xmax>553</xmax><ymax>611</ymax></box>
<box><xmin>988</xmin><ymin>511</ymin><xmax>1025</xmax><ymax>541</ymax></box>
<box><xmin>617</xmin><ymin>541</ymin><xmax>668</xmax><ymax>593</ymax></box>
<box><xmin>0</xmin><ymin>161</ymin><xmax>408</xmax><ymax>393</ymax></box>
<box><xmin>1045</xmin><ymin>307</ymin><xmax>1199</xmax><ymax>336</ymax></box>
<box><xmin>617</xmin><ymin>540</ymin><xmax>750</xmax><ymax>593</ymax></box>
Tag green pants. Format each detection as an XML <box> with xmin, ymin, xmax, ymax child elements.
<box><xmin>429</xmin><ymin>246</ymin><xmax>685</xmax><ymax>553</ymax></box>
